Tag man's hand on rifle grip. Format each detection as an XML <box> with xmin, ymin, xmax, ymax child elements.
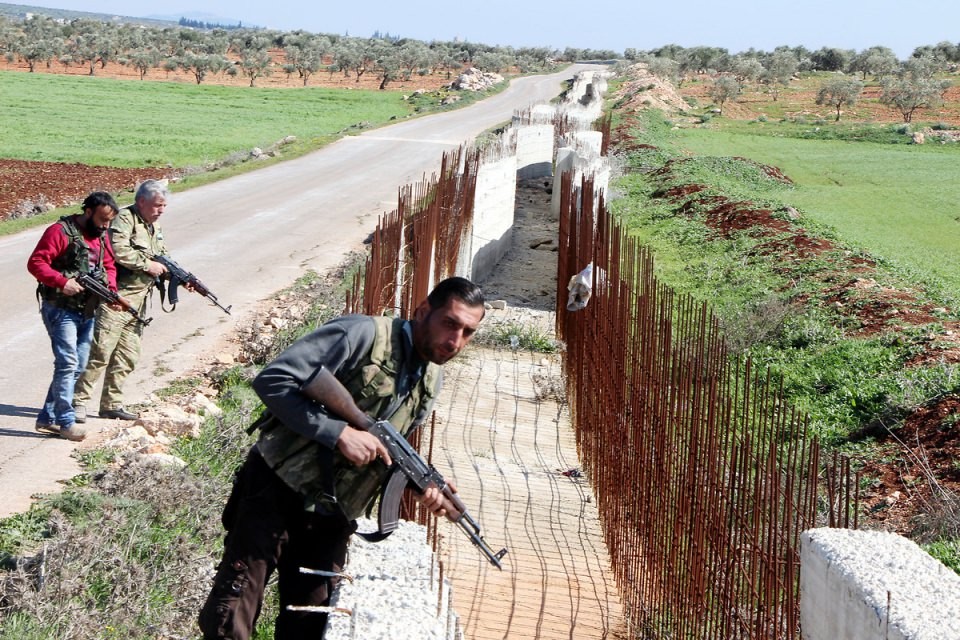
<box><xmin>418</xmin><ymin>486</ymin><xmax>447</xmax><ymax>518</ymax></box>
<box><xmin>336</xmin><ymin>426</ymin><xmax>392</xmax><ymax>467</ymax></box>
<box><xmin>62</xmin><ymin>278</ymin><xmax>84</xmax><ymax>296</ymax></box>
<box><xmin>145</xmin><ymin>260</ymin><xmax>167</xmax><ymax>278</ymax></box>
<box><xmin>418</xmin><ymin>481</ymin><xmax>458</xmax><ymax>520</ymax></box>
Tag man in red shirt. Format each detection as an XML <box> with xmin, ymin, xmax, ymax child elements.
<box><xmin>27</xmin><ymin>192</ymin><xmax>121</xmax><ymax>441</ymax></box>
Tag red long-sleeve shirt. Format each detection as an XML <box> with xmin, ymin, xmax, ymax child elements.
<box><xmin>27</xmin><ymin>218</ymin><xmax>118</xmax><ymax>291</ymax></box>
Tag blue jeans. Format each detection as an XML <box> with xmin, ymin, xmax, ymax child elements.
<box><xmin>37</xmin><ymin>301</ymin><xmax>94</xmax><ymax>427</ymax></box>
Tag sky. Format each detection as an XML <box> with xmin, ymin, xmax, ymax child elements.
<box><xmin>16</xmin><ymin>0</ymin><xmax>960</xmax><ymax>59</ymax></box>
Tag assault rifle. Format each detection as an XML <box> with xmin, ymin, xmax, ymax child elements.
<box><xmin>153</xmin><ymin>255</ymin><xmax>232</xmax><ymax>315</ymax></box>
<box><xmin>76</xmin><ymin>272</ymin><xmax>152</xmax><ymax>326</ymax></box>
<box><xmin>302</xmin><ymin>366</ymin><xmax>508</xmax><ymax>570</ymax></box>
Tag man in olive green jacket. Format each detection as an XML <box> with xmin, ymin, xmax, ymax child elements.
<box><xmin>74</xmin><ymin>179</ymin><xmax>170</xmax><ymax>421</ymax></box>
<box><xmin>198</xmin><ymin>277</ymin><xmax>486</xmax><ymax>640</ymax></box>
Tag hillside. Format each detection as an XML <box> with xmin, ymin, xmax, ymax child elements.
<box><xmin>0</xmin><ymin>2</ymin><xmax>179</xmax><ymax>28</ymax></box>
<box><xmin>611</xmin><ymin>63</ymin><xmax>960</xmax><ymax>563</ymax></box>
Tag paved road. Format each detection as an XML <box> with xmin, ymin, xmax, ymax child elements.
<box><xmin>0</xmin><ymin>64</ymin><xmax>596</xmax><ymax>518</ymax></box>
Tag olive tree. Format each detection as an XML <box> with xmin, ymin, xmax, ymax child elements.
<box><xmin>687</xmin><ymin>46</ymin><xmax>730</xmax><ymax>74</ymax></box>
<box><xmin>648</xmin><ymin>56</ymin><xmax>680</xmax><ymax>85</ymax></box>
<box><xmin>473</xmin><ymin>50</ymin><xmax>511</xmax><ymax>73</ymax></box>
<box><xmin>731</xmin><ymin>56</ymin><xmax>764</xmax><ymax>88</ymax></box>
<box><xmin>880</xmin><ymin>76</ymin><xmax>952</xmax><ymax>122</ymax></box>
<box><xmin>911</xmin><ymin>41</ymin><xmax>960</xmax><ymax>65</ymax></box>
<box><xmin>809</xmin><ymin>46</ymin><xmax>854</xmax><ymax>71</ymax></box>
<box><xmin>708</xmin><ymin>75</ymin><xmax>741</xmax><ymax>115</ymax></box>
<box><xmin>240</xmin><ymin>48</ymin><xmax>272</xmax><ymax>86</ymax></box>
<box><xmin>878</xmin><ymin>55</ymin><xmax>952</xmax><ymax>122</ymax></box>
<box><xmin>815</xmin><ymin>77</ymin><xmax>864</xmax><ymax>121</ymax></box>
<box><xmin>15</xmin><ymin>15</ymin><xmax>62</xmax><ymax>71</ymax></box>
<box><xmin>127</xmin><ymin>47</ymin><xmax>160</xmax><ymax>79</ymax></box>
<box><xmin>849</xmin><ymin>46</ymin><xmax>899</xmax><ymax>80</ymax></box>
<box><xmin>180</xmin><ymin>52</ymin><xmax>229</xmax><ymax>84</ymax></box>
<box><xmin>395</xmin><ymin>39</ymin><xmax>432</xmax><ymax>80</ymax></box>
<box><xmin>371</xmin><ymin>40</ymin><xmax>401</xmax><ymax>89</ymax></box>
<box><xmin>65</xmin><ymin>19</ymin><xmax>117</xmax><ymax>74</ymax></box>
<box><xmin>333</xmin><ymin>38</ymin><xmax>373</xmax><ymax>82</ymax></box>
<box><xmin>761</xmin><ymin>50</ymin><xmax>798</xmax><ymax>101</ymax></box>
<box><xmin>284</xmin><ymin>35</ymin><xmax>330</xmax><ymax>86</ymax></box>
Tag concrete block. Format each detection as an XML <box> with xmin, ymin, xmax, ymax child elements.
<box><xmin>800</xmin><ymin>528</ymin><xmax>960</xmax><ymax>640</ymax></box>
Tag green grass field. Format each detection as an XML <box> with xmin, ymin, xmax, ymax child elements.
<box><xmin>0</xmin><ymin>70</ymin><xmax>414</xmax><ymax>167</ymax></box>
<box><xmin>671</xmin><ymin>124</ymin><xmax>960</xmax><ymax>295</ymax></box>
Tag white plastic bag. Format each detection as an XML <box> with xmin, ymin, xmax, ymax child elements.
<box><xmin>566</xmin><ymin>263</ymin><xmax>593</xmax><ymax>311</ymax></box>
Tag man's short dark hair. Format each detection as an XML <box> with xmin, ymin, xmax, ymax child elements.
<box><xmin>82</xmin><ymin>191</ymin><xmax>119</xmax><ymax>214</ymax></box>
<box><xmin>428</xmin><ymin>277</ymin><xmax>485</xmax><ymax>310</ymax></box>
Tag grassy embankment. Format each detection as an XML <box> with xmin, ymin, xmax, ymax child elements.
<box><xmin>672</xmin><ymin>123</ymin><xmax>960</xmax><ymax>294</ymax></box>
<box><xmin>608</xmin><ymin>99</ymin><xmax>960</xmax><ymax>570</ymax></box>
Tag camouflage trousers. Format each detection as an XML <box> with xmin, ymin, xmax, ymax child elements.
<box><xmin>73</xmin><ymin>292</ymin><xmax>147</xmax><ymax>412</ymax></box>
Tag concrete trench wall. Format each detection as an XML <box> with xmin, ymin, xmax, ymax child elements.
<box><xmin>461</xmin><ymin>69</ymin><xmax>612</xmax><ymax>283</ymax></box>
<box><xmin>464</xmin><ymin>153</ymin><xmax>517</xmax><ymax>282</ymax></box>
<box><xmin>514</xmin><ymin>123</ymin><xmax>554</xmax><ymax>180</ymax></box>
<box><xmin>800</xmin><ymin>528</ymin><xmax>960</xmax><ymax>639</ymax></box>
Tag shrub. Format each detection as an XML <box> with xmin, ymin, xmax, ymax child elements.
<box><xmin>476</xmin><ymin>319</ymin><xmax>559</xmax><ymax>353</ymax></box>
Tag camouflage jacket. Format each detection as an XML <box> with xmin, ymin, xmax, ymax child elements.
<box><xmin>111</xmin><ymin>204</ymin><xmax>167</xmax><ymax>298</ymax></box>
<box><xmin>254</xmin><ymin>314</ymin><xmax>441</xmax><ymax>519</ymax></box>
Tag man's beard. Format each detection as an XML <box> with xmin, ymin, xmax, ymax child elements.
<box><xmin>85</xmin><ymin>217</ymin><xmax>106</xmax><ymax>238</ymax></box>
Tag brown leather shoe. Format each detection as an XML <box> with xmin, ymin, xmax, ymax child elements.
<box><xmin>60</xmin><ymin>424</ymin><xmax>87</xmax><ymax>442</ymax></box>
<box><xmin>35</xmin><ymin>422</ymin><xmax>59</xmax><ymax>436</ymax></box>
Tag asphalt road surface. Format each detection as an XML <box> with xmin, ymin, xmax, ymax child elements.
<box><xmin>0</xmin><ymin>64</ymin><xmax>597</xmax><ymax>518</ymax></box>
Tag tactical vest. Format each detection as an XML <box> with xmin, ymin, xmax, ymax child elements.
<box><xmin>37</xmin><ymin>216</ymin><xmax>105</xmax><ymax>313</ymax></box>
<box><xmin>256</xmin><ymin>316</ymin><xmax>441</xmax><ymax>519</ymax></box>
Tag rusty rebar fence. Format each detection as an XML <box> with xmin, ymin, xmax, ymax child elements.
<box><xmin>556</xmin><ymin>173</ymin><xmax>855</xmax><ymax>639</ymax></box>
<box><xmin>346</xmin><ymin>146</ymin><xmax>479</xmax><ymax>317</ymax></box>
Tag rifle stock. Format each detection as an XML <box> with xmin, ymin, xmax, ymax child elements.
<box><xmin>301</xmin><ymin>366</ymin><xmax>508</xmax><ymax>569</ymax></box>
